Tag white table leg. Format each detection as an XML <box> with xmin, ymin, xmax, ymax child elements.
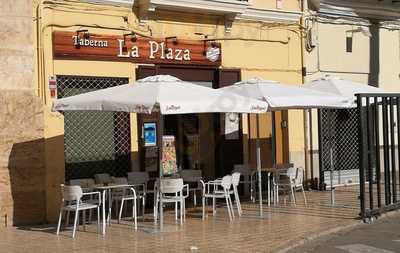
<box><xmin>102</xmin><ymin>190</ymin><xmax>106</xmax><ymax>235</ymax></box>
<box><xmin>159</xmin><ymin>191</ymin><xmax>163</xmax><ymax>231</ymax></box>
<box><xmin>267</xmin><ymin>173</ymin><xmax>270</xmax><ymax>207</ymax></box>
<box><xmin>108</xmin><ymin>189</ymin><xmax>112</xmax><ymax>226</ymax></box>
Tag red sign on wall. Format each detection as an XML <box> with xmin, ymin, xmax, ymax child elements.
<box><xmin>52</xmin><ymin>31</ymin><xmax>221</xmax><ymax>66</ymax></box>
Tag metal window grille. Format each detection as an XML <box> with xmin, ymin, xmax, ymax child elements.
<box><xmin>57</xmin><ymin>75</ymin><xmax>131</xmax><ymax>180</ymax></box>
<box><xmin>318</xmin><ymin>108</ymin><xmax>360</xmax><ymax>188</ymax></box>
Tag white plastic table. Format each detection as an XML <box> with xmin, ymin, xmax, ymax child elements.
<box><xmin>94</xmin><ymin>184</ymin><xmax>136</xmax><ymax>235</ymax></box>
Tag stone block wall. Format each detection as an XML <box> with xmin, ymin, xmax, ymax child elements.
<box><xmin>0</xmin><ymin>0</ymin><xmax>46</xmax><ymax>226</ymax></box>
<box><xmin>0</xmin><ymin>92</ymin><xmax>45</xmax><ymax>226</ymax></box>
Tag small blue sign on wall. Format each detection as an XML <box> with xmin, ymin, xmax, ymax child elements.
<box><xmin>144</xmin><ymin>122</ymin><xmax>157</xmax><ymax>146</ymax></box>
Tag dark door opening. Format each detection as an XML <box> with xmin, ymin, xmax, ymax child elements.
<box><xmin>136</xmin><ymin>65</ymin><xmax>243</xmax><ymax>178</ymax></box>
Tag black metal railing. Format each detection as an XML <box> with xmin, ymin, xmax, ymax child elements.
<box><xmin>357</xmin><ymin>93</ymin><xmax>400</xmax><ymax>220</ymax></box>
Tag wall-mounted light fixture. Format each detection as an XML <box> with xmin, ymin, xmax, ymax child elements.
<box><xmin>74</xmin><ymin>29</ymin><xmax>89</xmax><ymax>49</ymax></box>
<box><xmin>194</xmin><ymin>32</ymin><xmax>209</xmax><ymax>39</ymax></box>
<box><xmin>165</xmin><ymin>36</ymin><xmax>178</xmax><ymax>45</ymax></box>
<box><xmin>123</xmin><ymin>32</ymin><xmax>137</xmax><ymax>44</ymax></box>
<box><xmin>164</xmin><ymin>36</ymin><xmax>178</xmax><ymax>54</ymax></box>
<box><xmin>195</xmin><ymin>33</ymin><xmax>213</xmax><ymax>56</ymax></box>
<box><xmin>346</xmin><ymin>26</ymin><xmax>372</xmax><ymax>37</ymax></box>
<box><xmin>76</xmin><ymin>29</ymin><xmax>90</xmax><ymax>39</ymax></box>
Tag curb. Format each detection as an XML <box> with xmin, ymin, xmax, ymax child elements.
<box><xmin>276</xmin><ymin>209</ymin><xmax>400</xmax><ymax>253</ymax></box>
<box><xmin>275</xmin><ymin>222</ymin><xmax>362</xmax><ymax>253</ymax></box>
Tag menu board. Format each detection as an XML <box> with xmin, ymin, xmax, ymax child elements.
<box><xmin>144</xmin><ymin>122</ymin><xmax>157</xmax><ymax>146</ymax></box>
<box><xmin>161</xmin><ymin>135</ymin><xmax>178</xmax><ymax>176</ymax></box>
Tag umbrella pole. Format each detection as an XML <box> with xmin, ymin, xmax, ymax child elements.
<box><xmin>271</xmin><ymin>112</ymin><xmax>277</xmax><ymax>205</ymax></box>
<box><xmin>271</xmin><ymin>112</ymin><xmax>276</xmax><ymax>167</ymax></box>
<box><xmin>328</xmin><ymin>110</ymin><xmax>335</xmax><ymax>206</ymax></box>
<box><xmin>159</xmin><ymin>114</ymin><xmax>164</xmax><ymax>230</ymax></box>
<box><xmin>256</xmin><ymin>114</ymin><xmax>263</xmax><ymax>216</ymax></box>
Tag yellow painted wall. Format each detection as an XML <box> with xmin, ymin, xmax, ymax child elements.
<box><xmin>250</xmin><ymin>0</ymin><xmax>302</xmax><ymax>11</ymax></box>
<box><xmin>380</xmin><ymin>29</ymin><xmax>400</xmax><ymax>92</ymax></box>
<box><xmin>305</xmin><ymin>20</ymin><xmax>400</xmax><ymax>181</ymax></box>
<box><xmin>35</xmin><ymin>0</ymin><xmax>304</xmax><ymax>221</ymax></box>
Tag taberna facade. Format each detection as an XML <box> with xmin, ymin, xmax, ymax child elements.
<box><xmin>0</xmin><ymin>0</ymin><xmax>305</xmax><ymax>225</ymax></box>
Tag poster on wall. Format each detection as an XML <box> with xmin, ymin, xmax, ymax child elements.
<box><xmin>144</xmin><ymin>122</ymin><xmax>157</xmax><ymax>146</ymax></box>
<box><xmin>162</xmin><ymin>135</ymin><xmax>178</xmax><ymax>176</ymax></box>
<box><xmin>225</xmin><ymin>113</ymin><xmax>239</xmax><ymax>140</ymax></box>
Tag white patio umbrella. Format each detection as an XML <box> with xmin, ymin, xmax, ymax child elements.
<box><xmin>53</xmin><ymin>75</ymin><xmax>268</xmax><ymax>114</ymax></box>
<box><xmin>304</xmin><ymin>75</ymin><xmax>388</xmax><ymax>106</ymax></box>
<box><xmin>222</xmin><ymin>78</ymin><xmax>352</xmax><ymax>110</ymax></box>
<box><xmin>220</xmin><ymin>78</ymin><xmax>352</xmax><ymax>216</ymax></box>
<box><xmin>305</xmin><ymin>75</ymin><xmax>389</xmax><ymax>206</ymax></box>
<box><xmin>53</xmin><ymin>75</ymin><xmax>269</xmax><ymax>228</ymax></box>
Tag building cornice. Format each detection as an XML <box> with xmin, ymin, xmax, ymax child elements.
<box><xmin>149</xmin><ymin>0</ymin><xmax>249</xmax><ymax>15</ymax></box>
<box><xmin>312</xmin><ymin>0</ymin><xmax>400</xmax><ymax>20</ymax></box>
<box><xmin>82</xmin><ymin>0</ymin><xmax>135</xmax><ymax>7</ymax></box>
<box><xmin>238</xmin><ymin>7</ymin><xmax>301</xmax><ymax>23</ymax></box>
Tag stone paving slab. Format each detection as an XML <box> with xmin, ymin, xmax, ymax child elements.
<box><xmin>0</xmin><ymin>187</ymin><xmax>361</xmax><ymax>253</ymax></box>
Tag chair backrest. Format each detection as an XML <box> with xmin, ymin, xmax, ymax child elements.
<box><xmin>127</xmin><ymin>171</ymin><xmax>149</xmax><ymax>185</ymax></box>
<box><xmin>180</xmin><ymin>169</ymin><xmax>202</xmax><ymax>182</ymax></box>
<box><xmin>112</xmin><ymin>177</ymin><xmax>128</xmax><ymax>185</ymax></box>
<box><xmin>231</xmin><ymin>172</ymin><xmax>241</xmax><ymax>187</ymax></box>
<box><xmin>233</xmin><ymin>164</ymin><xmax>251</xmax><ymax>174</ymax></box>
<box><xmin>94</xmin><ymin>173</ymin><xmax>112</xmax><ymax>184</ymax></box>
<box><xmin>294</xmin><ymin>167</ymin><xmax>304</xmax><ymax>186</ymax></box>
<box><xmin>61</xmin><ymin>184</ymin><xmax>83</xmax><ymax>202</ymax></box>
<box><xmin>160</xmin><ymin>178</ymin><xmax>183</xmax><ymax>194</ymax></box>
<box><xmin>221</xmin><ymin>175</ymin><xmax>232</xmax><ymax>190</ymax></box>
<box><xmin>69</xmin><ymin>178</ymin><xmax>95</xmax><ymax>188</ymax></box>
<box><xmin>286</xmin><ymin>167</ymin><xmax>297</xmax><ymax>180</ymax></box>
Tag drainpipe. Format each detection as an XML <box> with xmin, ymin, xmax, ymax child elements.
<box><xmin>300</xmin><ymin>0</ymin><xmax>311</xmax><ymax>188</ymax></box>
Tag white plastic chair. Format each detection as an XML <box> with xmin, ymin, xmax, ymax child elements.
<box><xmin>127</xmin><ymin>171</ymin><xmax>150</xmax><ymax>214</ymax></box>
<box><xmin>180</xmin><ymin>169</ymin><xmax>202</xmax><ymax>206</ymax></box>
<box><xmin>201</xmin><ymin>175</ymin><xmax>234</xmax><ymax>221</ymax></box>
<box><xmin>154</xmin><ymin>178</ymin><xmax>189</xmax><ymax>225</ymax></box>
<box><xmin>94</xmin><ymin>173</ymin><xmax>113</xmax><ymax>185</ymax></box>
<box><xmin>111</xmin><ymin>177</ymin><xmax>139</xmax><ymax>228</ymax></box>
<box><xmin>233</xmin><ymin>164</ymin><xmax>253</xmax><ymax>198</ymax></box>
<box><xmin>230</xmin><ymin>172</ymin><xmax>242</xmax><ymax>216</ymax></box>
<box><xmin>69</xmin><ymin>178</ymin><xmax>95</xmax><ymax>190</ymax></box>
<box><xmin>56</xmin><ymin>184</ymin><xmax>101</xmax><ymax>238</ymax></box>
<box><xmin>69</xmin><ymin>178</ymin><xmax>98</xmax><ymax>222</ymax></box>
<box><xmin>278</xmin><ymin>167</ymin><xmax>307</xmax><ymax>206</ymax></box>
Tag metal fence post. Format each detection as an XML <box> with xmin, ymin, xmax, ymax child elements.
<box><xmin>357</xmin><ymin>94</ymin><xmax>367</xmax><ymax>219</ymax></box>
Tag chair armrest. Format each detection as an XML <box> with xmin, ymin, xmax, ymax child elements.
<box><xmin>130</xmin><ymin>183</ymin><xmax>146</xmax><ymax>193</ymax></box>
<box><xmin>200</xmin><ymin>180</ymin><xmax>206</xmax><ymax>195</ymax></box>
<box><xmin>202</xmin><ymin>180</ymin><xmax>223</xmax><ymax>194</ymax></box>
<box><xmin>82</xmin><ymin>191</ymin><xmax>101</xmax><ymax>204</ymax></box>
<box><xmin>183</xmin><ymin>184</ymin><xmax>190</xmax><ymax>198</ymax></box>
<box><xmin>127</xmin><ymin>187</ymin><xmax>137</xmax><ymax>199</ymax></box>
<box><xmin>207</xmin><ymin>180</ymin><xmax>222</xmax><ymax>185</ymax></box>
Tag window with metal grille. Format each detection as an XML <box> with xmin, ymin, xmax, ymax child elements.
<box><xmin>57</xmin><ymin>75</ymin><xmax>131</xmax><ymax>180</ymax></box>
<box><xmin>318</xmin><ymin>109</ymin><xmax>360</xmax><ymax>187</ymax></box>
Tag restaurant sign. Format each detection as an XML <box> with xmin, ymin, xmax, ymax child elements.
<box><xmin>53</xmin><ymin>31</ymin><xmax>221</xmax><ymax>66</ymax></box>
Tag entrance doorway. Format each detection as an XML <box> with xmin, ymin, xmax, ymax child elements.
<box><xmin>136</xmin><ymin>66</ymin><xmax>243</xmax><ymax>178</ymax></box>
<box><xmin>164</xmin><ymin>114</ymin><xmax>216</xmax><ymax>179</ymax></box>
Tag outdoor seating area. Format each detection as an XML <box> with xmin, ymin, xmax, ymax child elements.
<box><xmin>54</xmin><ymin>163</ymin><xmax>316</xmax><ymax>239</ymax></box>
<box><xmin>3</xmin><ymin>186</ymin><xmax>361</xmax><ymax>253</ymax></box>
<box><xmin>49</xmin><ymin>74</ymin><xmax>373</xmax><ymax>240</ymax></box>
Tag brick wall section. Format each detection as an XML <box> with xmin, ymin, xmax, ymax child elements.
<box><xmin>0</xmin><ymin>0</ymin><xmax>46</xmax><ymax>226</ymax></box>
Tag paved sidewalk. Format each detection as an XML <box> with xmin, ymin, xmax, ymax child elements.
<box><xmin>286</xmin><ymin>211</ymin><xmax>400</xmax><ymax>253</ymax></box>
<box><xmin>0</xmin><ymin>187</ymin><xmax>361</xmax><ymax>253</ymax></box>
